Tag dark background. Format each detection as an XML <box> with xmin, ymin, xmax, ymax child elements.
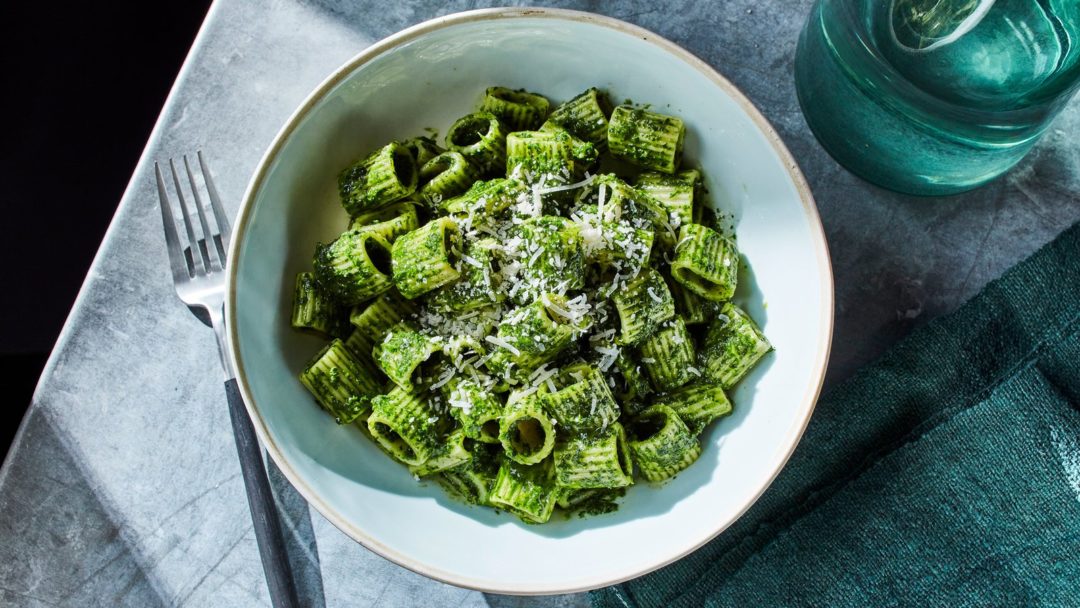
<box><xmin>1</xmin><ymin>3</ymin><xmax>212</xmax><ymax>460</ymax></box>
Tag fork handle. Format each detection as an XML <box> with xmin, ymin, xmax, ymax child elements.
<box><xmin>225</xmin><ymin>379</ymin><xmax>300</xmax><ymax>608</ymax></box>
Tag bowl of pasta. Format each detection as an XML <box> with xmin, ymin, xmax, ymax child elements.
<box><xmin>226</xmin><ymin>7</ymin><xmax>833</xmax><ymax>594</ymax></box>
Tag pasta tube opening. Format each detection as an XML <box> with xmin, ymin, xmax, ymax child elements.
<box><xmin>499</xmin><ymin>394</ymin><xmax>556</xmax><ymax>464</ymax></box>
<box><xmin>480</xmin><ymin>419</ymin><xmax>501</xmax><ymax>441</ymax></box>
<box><xmin>392</xmin><ymin>144</ymin><xmax>417</xmax><ymax>190</ymax></box>
<box><xmin>628</xmin><ymin>412</ymin><xmax>666</xmax><ymax>442</ymax></box>
<box><xmin>450</xmin><ymin>114</ymin><xmax>493</xmax><ymax>146</ymax></box>
<box><xmin>443</xmin><ymin>226</ymin><xmax>460</xmax><ymax>269</ymax></box>
<box><xmin>365</xmin><ymin>235</ymin><xmax>393</xmax><ymax>276</ymax></box>
<box><xmin>509</xmin><ymin>418</ymin><xmax>546</xmax><ymax>456</ymax></box>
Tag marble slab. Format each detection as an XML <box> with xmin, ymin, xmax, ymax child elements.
<box><xmin>1</xmin><ymin>0</ymin><xmax>1077</xmax><ymax>606</ymax></box>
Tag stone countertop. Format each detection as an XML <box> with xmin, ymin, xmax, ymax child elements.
<box><xmin>1</xmin><ymin>1</ymin><xmax>1077</xmax><ymax>606</ymax></box>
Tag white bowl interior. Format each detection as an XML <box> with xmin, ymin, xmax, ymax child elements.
<box><xmin>230</xmin><ymin>11</ymin><xmax>831</xmax><ymax>594</ymax></box>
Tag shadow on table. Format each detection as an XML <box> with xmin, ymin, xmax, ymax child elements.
<box><xmin>0</xmin><ymin>409</ymin><xmax>167</xmax><ymax>607</ymax></box>
<box><xmin>267</xmin><ymin>458</ymin><xmax>329</xmax><ymax>608</ymax></box>
<box><xmin>0</xmin><ymin>408</ymin><xmax>330</xmax><ymax>607</ymax></box>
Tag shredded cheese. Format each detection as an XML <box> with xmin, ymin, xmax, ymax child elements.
<box><xmin>485</xmin><ymin>335</ymin><xmax>521</xmax><ymax>356</ymax></box>
<box><xmin>528</xmin><ymin>363</ymin><xmax>552</xmax><ymax>382</ymax></box>
<box><xmin>429</xmin><ymin>367</ymin><xmax>456</xmax><ymax>390</ymax></box>
<box><xmin>535</xmin><ymin>173</ymin><xmax>596</xmax><ymax>195</ymax></box>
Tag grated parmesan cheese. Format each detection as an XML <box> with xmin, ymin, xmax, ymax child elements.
<box><xmin>590</xmin><ymin>329</ymin><xmax>614</xmax><ymax>342</ymax></box>
<box><xmin>429</xmin><ymin>367</ymin><xmax>456</xmax><ymax>390</ymax></box>
<box><xmin>448</xmin><ymin>390</ymin><xmax>473</xmax><ymax>412</ymax></box>
<box><xmin>528</xmin><ymin>363</ymin><xmax>552</xmax><ymax>382</ymax></box>
<box><xmin>536</xmin><ymin>173</ymin><xmax>596</xmax><ymax>196</ymax></box>
<box><xmin>485</xmin><ymin>335</ymin><xmax>521</xmax><ymax>356</ymax></box>
<box><xmin>541</xmin><ymin>294</ymin><xmax>573</xmax><ymax>324</ymax></box>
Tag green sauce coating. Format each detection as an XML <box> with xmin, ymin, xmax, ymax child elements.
<box><xmin>293</xmin><ymin>86</ymin><xmax>772</xmax><ymax>523</ymax></box>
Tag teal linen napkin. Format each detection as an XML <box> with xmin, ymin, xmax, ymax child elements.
<box><xmin>592</xmin><ymin>221</ymin><xmax>1080</xmax><ymax>607</ymax></box>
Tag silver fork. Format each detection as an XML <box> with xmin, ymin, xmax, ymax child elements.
<box><xmin>155</xmin><ymin>153</ymin><xmax>299</xmax><ymax>608</ymax></box>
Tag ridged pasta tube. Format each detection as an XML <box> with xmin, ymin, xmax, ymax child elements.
<box><xmin>638</xmin><ymin>317</ymin><xmax>696</xmax><ymax>391</ymax></box>
<box><xmin>653</xmin><ymin>382</ymin><xmax>732</xmax><ymax>436</ymax></box>
<box><xmin>607</xmin><ymin>105</ymin><xmax>685</xmax><ymax>174</ymax></box>
<box><xmin>611</xmin><ymin>347</ymin><xmax>653</xmax><ymax>408</ymax></box>
<box><xmin>510</xmin><ymin>216</ymin><xmax>586</xmax><ymax>306</ymax></box>
<box><xmin>543</xmin><ymin>363</ymin><xmax>620</xmax><ymax>432</ymax></box>
<box><xmin>408</xmin><ymin>429</ymin><xmax>471</xmax><ymax>477</ymax></box>
<box><xmin>342</xmin><ymin>329</ymin><xmax>375</xmax><ymax>364</ymax></box>
<box><xmin>666</xmin><ymin>274</ymin><xmax>716</xmax><ymax>326</ymax></box>
<box><xmin>291</xmin><ymin>272</ymin><xmax>348</xmax><ymax>337</ymax></box>
<box><xmin>635</xmin><ymin>169</ymin><xmax>699</xmax><ymax>228</ymax></box>
<box><xmin>402</xmin><ymin>135</ymin><xmax>444</xmax><ymax>167</ymax></box>
<box><xmin>556</xmin><ymin>487</ymin><xmax>623</xmax><ymax>510</ymax></box>
<box><xmin>505</xmin><ymin>131</ymin><xmax>582</xmax><ymax>210</ymax></box>
<box><xmin>671</xmin><ymin>223</ymin><xmax>739</xmax><ymax>301</ymax></box>
<box><xmin>438</xmin><ymin>442</ymin><xmax>500</xmax><ymax>505</ymax></box>
<box><xmin>367</xmin><ymin>385</ymin><xmax>444</xmax><ymax>466</ymax></box>
<box><xmin>626</xmin><ymin>405</ymin><xmax>701</xmax><ymax>482</ymax></box>
<box><xmin>506</xmin><ymin>130</ymin><xmax>595</xmax><ymax>182</ymax></box>
<box><xmin>312</xmin><ymin>230</ymin><xmax>394</xmax><ymax>305</ymax></box>
<box><xmin>446</xmin><ymin>112</ymin><xmax>508</xmax><ymax>175</ymax></box>
<box><xmin>391</xmin><ymin>216</ymin><xmax>462</xmax><ymax>299</ymax></box>
<box><xmin>418</xmin><ymin>151</ymin><xmax>479</xmax><ymax>207</ymax></box>
<box><xmin>498</xmin><ymin>393</ymin><xmax>556</xmax><ymax>465</ymax></box>
<box><xmin>536</xmin><ymin>123</ymin><xmax>600</xmax><ymax>166</ymax></box>
<box><xmin>427</xmin><ymin>238</ymin><xmax>503</xmax><ymax>313</ymax></box>
<box><xmin>611</xmin><ymin>268</ymin><xmax>675</xmax><ymax>345</ymax></box>
<box><xmin>698</xmin><ymin>302</ymin><xmax>772</xmax><ymax>388</ymax></box>
<box><xmin>348</xmin><ymin>200</ymin><xmax>420</xmax><ymax>244</ymax></box>
<box><xmin>438</xmin><ymin>470</ymin><xmax>487</xmax><ymax>504</ymax></box>
<box><xmin>445</xmin><ymin>378</ymin><xmax>503</xmax><ymax>444</ymax></box>
<box><xmin>338</xmin><ymin>141</ymin><xmax>418</xmax><ymax>215</ymax></box>
<box><xmin>591</xmin><ymin>174</ymin><xmax>676</xmax><ymax>250</ymax></box>
<box><xmin>480</xmin><ymin>86</ymin><xmax>551</xmax><ymax>131</ymax></box>
<box><xmin>543</xmin><ymin>87</ymin><xmax>612</xmax><ymax>148</ymax></box>
<box><xmin>438</xmin><ymin>177</ymin><xmax>517</xmax><ymax>215</ymax></box>
<box><xmin>349</xmin><ymin>289</ymin><xmax>418</xmax><ymax>345</ymax></box>
<box><xmin>485</xmin><ymin>294</ymin><xmax>579</xmax><ymax>381</ymax></box>
<box><xmin>554</xmin><ymin>422</ymin><xmax>633</xmax><ymax>490</ymax></box>
<box><xmin>299</xmin><ymin>338</ymin><xmax>382</xmax><ymax>424</ymax></box>
<box><xmin>488</xmin><ymin>457</ymin><xmax>558</xmax><ymax>524</ymax></box>
<box><xmin>374</xmin><ymin>324</ymin><xmax>444</xmax><ymax>391</ymax></box>
<box><xmin>576</xmin><ymin>206</ymin><xmax>655</xmax><ymax>278</ymax></box>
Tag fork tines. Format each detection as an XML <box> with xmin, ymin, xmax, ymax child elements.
<box><xmin>155</xmin><ymin>152</ymin><xmax>231</xmax><ymax>280</ymax></box>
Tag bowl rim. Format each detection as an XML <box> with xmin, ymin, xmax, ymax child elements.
<box><xmin>226</xmin><ymin>6</ymin><xmax>834</xmax><ymax>595</ymax></box>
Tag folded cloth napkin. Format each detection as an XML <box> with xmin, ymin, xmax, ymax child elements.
<box><xmin>592</xmin><ymin>221</ymin><xmax>1080</xmax><ymax>607</ymax></box>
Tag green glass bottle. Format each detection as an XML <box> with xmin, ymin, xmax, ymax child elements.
<box><xmin>794</xmin><ymin>0</ymin><xmax>1080</xmax><ymax>196</ymax></box>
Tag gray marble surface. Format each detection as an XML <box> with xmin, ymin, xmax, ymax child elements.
<box><xmin>1</xmin><ymin>0</ymin><xmax>1077</xmax><ymax>606</ymax></box>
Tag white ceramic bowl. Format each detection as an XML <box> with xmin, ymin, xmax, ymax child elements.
<box><xmin>227</xmin><ymin>7</ymin><xmax>833</xmax><ymax>595</ymax></box>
